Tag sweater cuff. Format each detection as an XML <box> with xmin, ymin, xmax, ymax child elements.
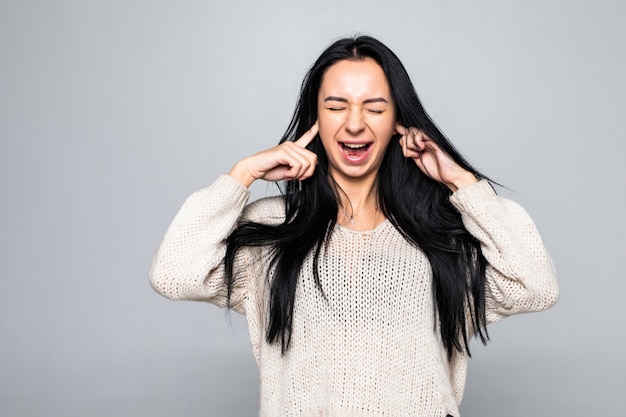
<box><xmin>214</xmin><ymin>174</ymin><xmax>251</xmax><ymax>197</ymax></box>
<box><xmin>449</xmin><ymin>179</ymin><xmax>496</xmax><ymax>213</ymax></box>
<box><xmin>191</xmin><ymin>174</ymin><xmax>251</xmax><ymax>209</ymax></box>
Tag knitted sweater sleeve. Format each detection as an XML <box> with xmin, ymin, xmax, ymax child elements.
<box><xmin>449</xmin><ymin>180</ymin><xmax>559</xmax><ymax>323</ymax></box>
<box><xmin>149</xmin><ymin>175</ymin><xmax>252</xmax><ymax>313</ymax></box>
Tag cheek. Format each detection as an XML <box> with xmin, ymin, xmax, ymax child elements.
<box><xmin>366</xmin><ymin>115</ymin><xmax>396</xmax><ymax>138</ymax></box>
<box><xmin>317</xmin><ymin>114</ymin><xmax>343</xmax><ymax>141</ymax></box>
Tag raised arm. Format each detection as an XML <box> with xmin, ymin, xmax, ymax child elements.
<box><xmin>149</xmin><ymin>123</ymin><xmax>319</xmax><ymax>313</ymax></box>
<box><xmin>397</xmin><ymin>124</ymin><xmax>558</xmax><ymax>321</ymax></box>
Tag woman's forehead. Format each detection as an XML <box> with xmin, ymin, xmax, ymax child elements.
<box><xmin>319</xmin><ymin>58</ymin><xmax>391</xmax><ymax>99</ymax></box>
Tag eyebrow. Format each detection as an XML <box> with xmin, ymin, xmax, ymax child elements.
<box><xmin>324</xmin><ymin>96</ymin><xmax>389</xmax><ymax>104</ymax></box>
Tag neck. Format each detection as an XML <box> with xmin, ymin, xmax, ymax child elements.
<box><xmin>331</xmin><ymin>174</ymin><xmax>383</xmax><ymax>230</ymax></box>
<box><xmin>333</xmin><ymin>175</ymin><xmax>377</xmax><ymax>210</ymax></box>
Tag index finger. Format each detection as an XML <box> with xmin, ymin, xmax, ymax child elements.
<box><xmin>395</xmin><ymin>123</ymin><xmax>408</xmax><ymax>136</ymax></box>
<box><xmin>294</xmin><ymin>121</ymin><xmax>319</xmax><ymax>148</ymax></box>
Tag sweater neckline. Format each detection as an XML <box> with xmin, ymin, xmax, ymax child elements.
<box><xmin>335</xmin><ymin>219</ymin><xmax>391</xmax><ymax>235</ymax></box>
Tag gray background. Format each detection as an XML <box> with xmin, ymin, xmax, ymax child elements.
<box><xmin>1</xmin><ymin>0</ymin><xmax>625</xmax><ymax>416</ymax></box>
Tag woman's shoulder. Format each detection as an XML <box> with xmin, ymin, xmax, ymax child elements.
<box><xmin>241</xmin><ymin>194</ymin><xmax>286</xmax><ymax>225</ymax></box>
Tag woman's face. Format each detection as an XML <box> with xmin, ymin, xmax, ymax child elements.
<box><xmin>317</xmin><ymin>57</ymin><xmax>396</xmax><ymax>185</ymax></box>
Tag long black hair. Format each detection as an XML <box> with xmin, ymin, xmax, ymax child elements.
<box><xmin>225</xmin><ymin>35</ymin><xmax>489</xmax><ymax>358</ymax></box>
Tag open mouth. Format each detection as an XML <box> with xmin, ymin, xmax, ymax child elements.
<box><xmin>341</xmin><ymin>142</ymin><xmax>372</xmax><ymax>162</ymax></box>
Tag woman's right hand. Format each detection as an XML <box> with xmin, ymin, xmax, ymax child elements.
<box><xmin>228</xmin><ymin>122</ymin><xmax>319</xmax><ymax>187</ymax></box>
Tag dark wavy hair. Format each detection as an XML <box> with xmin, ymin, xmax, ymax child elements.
<box><xmin>225</xmin><ymin>35</ymin><xmax>489</xmax><ymax>358</ymax></box>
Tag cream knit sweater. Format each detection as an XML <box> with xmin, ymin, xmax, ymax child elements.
<box><xmin>150</xmin><ymin>175</ymin><xmax>559</xmax><ymax>417</ymax></box>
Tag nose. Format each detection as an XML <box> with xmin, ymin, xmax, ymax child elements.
<box><xmin>344</xmin><ymin>105</ymin><xmax>365</xmax><ymax>135</ymax></box>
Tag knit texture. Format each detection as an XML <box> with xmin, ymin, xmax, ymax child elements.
<box><xmin>150</xmin><ymin>175</ymin><xmax>559</xmax><ymax>417</ymax></box>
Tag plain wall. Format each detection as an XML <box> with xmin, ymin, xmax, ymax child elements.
<box><xmin>1</xmin><ymin>0</ymin><xmax>625</xmax><ymax>416</ymax></box>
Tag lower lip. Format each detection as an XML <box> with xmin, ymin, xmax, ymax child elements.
<box><xmin>339</xmin><ymin>143</ymin><xmax>373</xmax><ymax>164</ymax></box>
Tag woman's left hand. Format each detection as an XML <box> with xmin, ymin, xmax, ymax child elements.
<box><xmin>396</xmin><ymin>123</ymin><xmax>478</xmax><ymax>192</ymax></box>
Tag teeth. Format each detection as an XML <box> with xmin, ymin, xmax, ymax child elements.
<box><xmin>344</xmin><ymin>143</ymin><xmax>367</xmax><ymax>149</ymax></box>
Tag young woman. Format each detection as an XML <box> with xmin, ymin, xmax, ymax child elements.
<box><xmin>150</xmin><ymin>36</ymin><xmax>559</xmax><ymax>417</ymax></box>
